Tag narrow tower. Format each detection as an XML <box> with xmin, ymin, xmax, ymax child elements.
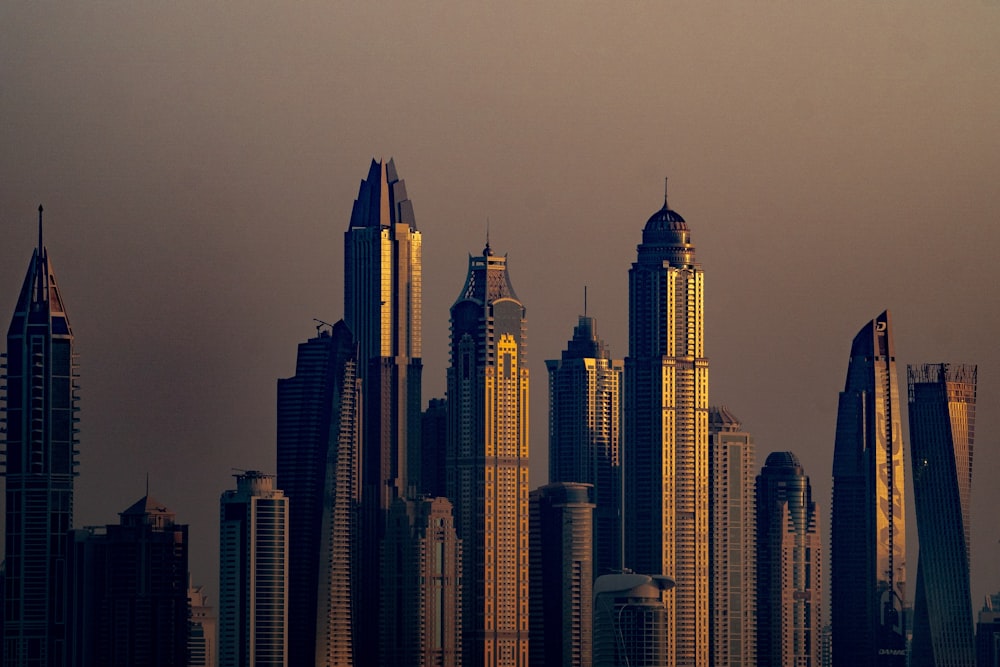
<box><xmin>3</xmin><ymin>206</ymin><xmax>80</xmax><ymax>667</ymax></box>
<box><xmin>624</xmin><ymin>185</ymin><xmax>709</xmax><ymax>665</ymax></box>
<box><xmin>831</xmin><ymin>310</ymin><xmax>907</xmax><ymax>666</ymax></box>
<box><xmin>447</xmin><ymin>241</ymin><xmax>529</xmax><ymax>667</ymax></box>
<box><xmin>908</xmin><ymin>363</ymin><xmax>977</xmax><ymax>667</ymax></box>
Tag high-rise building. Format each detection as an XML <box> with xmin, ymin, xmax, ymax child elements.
<box><xmin>219</xmin><ymin>471</ymin><xmax>288</xmax><ymax>667</ymax></box>
<box><xmin>276</xmin><ymin>320</ymin><xmax>360</xmax><ymax>667</ymax></box>
<box><xmin>529</xmin><ymin>482</ymin><xmax>594</xmax><ymax>667</ymax></box>
<box><xmin>188</xmin><ymin>581</ymin><xmax>217</xmax><ymax>667</ymax></box>
<box><xmin>831</xmin><ymin>310</ymin><xmax>907</xmax><ymax>666</ymax></box>
<box><xmin>546</xmin><ymin>314</ymin><xmax>622</xmax><ymax>578</ymax></box>
<box><xmin>975</xmin><ymin>593</ymin><xmax>1000</xmax><ymax>667</ymax></box>
<box><xmin>908</xmin><ymin>363</ymin><xmax>977</xmax><ymax>667</ymax></box>
<box><xmin>344</xmin><ymin>157</ymin><xmax>422</xmax><ymax>664</ymax></box>
<box><xmin>447</xmin><ymin>241</ymin><xmax>529</xmax><ymax>667</ymax></box>
<box><xmin>623</xmin><ymin>186</ymin><xmax>709</xmax><ymax>665</ymax></box>
<box><xmin>380</xmin><ymin>496</ymin><xmax>463</xmax><ymax>667</ymax></box>
<box><xmin>756</xmin><ymin>451</ymin><xmax>822</xmax><ymax>666</ymax></box>
<box><xmin>421</xmin><ymin>398</ymin><xmax>448</xmax><ymax>499</ymax></box>
<box><xmin>593</xmin><ymin>573</ymin><xmax>675</xmax><ymax>667</ymax></box>
<box><xmin>708</xmin><ymin>406</ymin><xmax>756</xmax><ymax>667</ymax></box>
<box><xmin>2</xmin><ymin>206</ymin><xmax>79</xmax><ymax>667</ymax></box>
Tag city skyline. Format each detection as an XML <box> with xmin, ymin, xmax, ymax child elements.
<box><xmin>1</xmin><ymin>1</ymin><xmax>998</xmax><ymax>615</ymax></box>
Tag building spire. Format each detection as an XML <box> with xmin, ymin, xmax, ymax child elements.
<box><xmin>584</xmin><ymin>285</ymin><xmax>588</xmax><ymax>317</ymax></box>
<box><xmin>663</xmin><ymin>177</ymin><xmax>669</xmax><ymax>209</ymax></box>
<box><xmin>484</xmin><ymin>218</ymin><xmax>492</xmax><ymax>256</ymax></box>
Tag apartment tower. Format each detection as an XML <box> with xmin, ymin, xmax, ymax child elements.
<box><xmin>708</xmin><ymin>406</ymin><xmax>756</xmax><ymax>667</ymax></box>
<box><xmin>218</xmin><ymin>471</ymin><xmax>289</xmax><ymax>667</ymax></box>
<box><xmin>593</xmin><ymin>573</ymin><xmax>675</xmax><ymax>667</ymax></box>
<box><xmin>2</xmin><ymin>207</ymin><xmax>79</xmax><ymax>667</ymax></box>
<box><xmin>546</xmin><ymin>314</ymin><xmax>623</xmax><ymax>578</ymax></box>
<box><xmin>908</xmin><ymin>363</ymin><xmax>977</xmax><ymax>667</ymax></box>
<box><xmin>344</xmin><ymin>157</ymin><xmax>422</xmax><ymax>664</ymax></box>
<box><xmin>277</xmin><ymin>320</ymin><xmax>360</xmax><ymax>667</ymax></box>
<box><xmin>831</xmin><ymin>310</ymin><xmax>907</xmax><ymax>666</ymax></box>
<box><xmin>447</xmin><ymin>241</ymin><xmax>529</xmax><ymax>667</ymax></box>
<box><xmin>756</xmin><ymin>451</ymin><xmax>822</xmax><ymax>666</ymax></box>
<box><xmin>624</xmin><ymin>185</ymin><xmax>709</xmax><ymax>665</ymax></box>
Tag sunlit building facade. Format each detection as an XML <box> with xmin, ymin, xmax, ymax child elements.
<box><xmin>831</xmin><ymin>310</ymin><xmax>907</xmax><ymax>666</ymax></box>
<box><xmin>624</xmin><ymin>188</ymin><xmax>709</xmax><ymax>666</ymax></box>
<box><xmin>908</xmin><ymin>363</ymin><xmax>977</xmax><ymax>667</ymax></box>
<box><xmin>219</xmin><ymin>472</ymin><xmax>288</xmax><ymax>667</ymax></box>
<box><xmin>344</xmin><ymin>158</ymin><xmax>423</xmax><ymax>665</ymax></box>
<box><xmin>277</xmin><ymin>321</ymin><xmax>360</xmax><ymax>667</ymax></box>
<box><xmin>2</xmin><ymin>207</ymin><xmax>79</xmax><ymax>667</ymax></box>
<box><xmin>546</xmin><ymin>315</ymin><xmax>622</xmax><ymax>579</ymax></box>
<box><xmin>593</xmin><ymin>573</ymin><xmax>675</xmax><ymax>667</ymax></box>
<box><xmin>447</xmin><ymin>242</ymin><xmax>529</xmax><ymax>667</ymax></box>
<box><xmin>708</xmin><ymin>406</ymin><xmax>756</xmax><ymax>667</ymax></box>
<box><xmin>756</xmin><ymin>451</ymin><xmax>822</xmax><ymax>666</ymax></box>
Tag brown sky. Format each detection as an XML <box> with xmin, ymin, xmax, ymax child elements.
<box><xmin>2</xmin><ymin>2</ymin><xmax>998</xmax><ymax>610</ymax></box>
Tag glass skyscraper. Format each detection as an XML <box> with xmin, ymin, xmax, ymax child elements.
<box><xmin>831</xmin><ymin>310</ymin><xmax>907</xmax><ymax>666</ymax></box>
<box><xmin>3</xmin><ymin>207</ymin><xmax>79</xmax><ymax>667</ymax></box>
<box><xmin>624</xmin><ymin>187</ymin><xmax>709</xmax><ymax>665</ymax></box>
<box><xmin>908</xmin><ymin>363</ymin><xmax>977</xmax><ymax>667</ymax></box>
<box><xmin>447</xmin><ymin>241</ymin><xmax>529</xmax><ymax>667</ymax></box>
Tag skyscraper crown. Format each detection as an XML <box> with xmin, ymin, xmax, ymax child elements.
<box><xmin>348</xmin><ymin>157</ymin><xmax>417</xmax><ymax>230</ymax></box>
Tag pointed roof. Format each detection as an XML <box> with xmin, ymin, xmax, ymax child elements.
<box><xmin>348</xmin><ymin>157</ymin><xmax>417</xmax><ymax>230</ymax></box>
<box><xmin>8</xmin><ymin>205</ymin><xmax>73</xmax><ymax>339</ymax></box>
<box><xmin>121</xmin><ymin>494</ymin><xmax>173</xmax><ymax>517</ymax></box>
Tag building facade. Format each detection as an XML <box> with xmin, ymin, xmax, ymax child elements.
<box><xmin>380</xmin><ymin>496</ymin><xmax>462</xmax><ymax>667</ymax></box>
<box><xmin>976</xmin><ymin>593</ymin><xmax>1000</xmax><ymax>667</ymax></box>
<box><xmin>756</xmin><ymin>451</ymin><xmax>822</xmax><ymax>666</ymax></box>
<box><xmin>908</xmin><ymin>363</ymin><xmax>977</xmax><ymax>667</ymax></box>
<box><xmin>708</xmin><ymin>406</ymin><xmax>756</xmax><ymax>667</ymax></box>
<box><xmin>219</xmin><ymin>472</ymin><xmax>288</xmax><ymax>667</ymax></box>
<box><xmin>188</xmin><ymin>582</ymin><xmax>217</xmax><ymax>667</ymax></box>
<box><xmin>447</xmin><ymin>242</ymin><xmax>529</xmax><ymax>667</ymax></box>
<box><xmin>2</xmin><ymin>207</ymin><xmax>79</xmax><ymax>667</ymax></box>
<box><xmin>623</xmin><ymin>188</ymin><xmax>709</xmax><ymax>666</ymax></box>
<box><xmin>831</xmin><ymin>310</ymin><xmax>907</xmax><ymax>666</ymax></box>
<box><xmin>343</xmin><ymin>158</ymin><xmax>423</xmax><ymax>664</ymax></box>
<box><xmin>277</xmin><ymin>320</ymin><xmax>360</xmax><ymax>667</ymax></box>
<box><xmin>546</xmin><ymin>315</ymin><xmax>622</xmax><ymax>579</ymax></box>
<box><xmin>529</xmin><ymin>482</ymin><xmax>594</xmax><ymax>667</ymax></box>
<box><xmin>593</xmin><ymin>573</ymin><xmax>675</xmax><ymax>667</ymax></box>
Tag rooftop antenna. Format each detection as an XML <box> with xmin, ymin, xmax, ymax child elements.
<box><xmin>484</xmin><ymin>217</ymin><xmax>492</xmax><ymax>255</ymax></box>
<box><xmin>584</xmin><ymin>285</ymin><xmax>588</xmax><ymax>317</ymax></box>
<box><xmin>663</xmin><ymin>177</ymin><xmax>669</xmax><ymax>209</ymax></box>
<box><xmin>38</xmin><ymin>204</ymin><xmax>43</xmax><ymax>253</ymax></box>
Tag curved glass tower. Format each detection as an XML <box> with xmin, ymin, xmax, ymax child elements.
<box><xmin>624</xmin><ymin>187</ymin><xmax>709</xmax><ymax>666</ymax></box>
<box><xmin>831</xmin><ymin>310</ymin><xmax>907</xmax><ymax>666</ymax></box>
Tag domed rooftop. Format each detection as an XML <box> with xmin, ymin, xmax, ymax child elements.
<box><xmin>764</xmin><ymin>451</ymin><xmax>802</xmax><ymax>469</ymax></box>
<box><xmin>636</xmin><ymin>180</ymin><xmax>696</xmax><ymax>268</ymax></box>
<box><xmin>644</xmin><ymin>202</ymin><xmax>687</xmax><ymax>231</ymax></box>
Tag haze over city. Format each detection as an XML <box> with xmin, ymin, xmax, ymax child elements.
<box><xmin>2</xmin><ymin>0</ymin><xmax>998</xmax><ymax>614</ymax></box>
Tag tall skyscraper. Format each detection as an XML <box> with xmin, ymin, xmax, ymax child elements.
<box><xmin>529</xmin><ymin>482</ymin><xmax>594</xmax><ymax>667</ymax></box>
<box><xmin>975</xmin><ymin>593</ymin><xmax>1000</xmax><ymax>667</ymax></box>
<box><xmin>188</xmin><ymin>581</ymin><xmax>218</xmax><ymax>667</ymax></box>
<box><xmin>756</xmin><ymin>451</ymin><xmax>822</xmax><ymax>666</ymax></box>
<box><xmin>623</xmin><ymin>186</ymin><xmax>709</xmax><ymax>665</ymax></box>
<box><xmin>593</xmin><ymin>573</ymin><xmax>675</xmax><ymax>667</ymax></box>
<box><xmin>219</xmin><ymin>471</ymin><xmax>289</xmax><ymax>667</ymax></box>
<box><xmin>708</xmin><ymin>406</ymin><xmax>756</xmax><ymax>667</ymax></box>
<box><xmin>546</xmin><ymin>314</ymin><xmax>623</xmax><ymax>578</ymax></box>
<box><xmin>447</xmin><ymin>241</ymin><xmax>529</xmax><ymax>667</ymax></box>
<box><xmin>380</xmin><ymin>496</ymin><xmax>463</xmax><ymax>667</ymax></box>
<box><xmin>343</xmin><ymin>158</ymin><xmax>422</xmax><ymax>664</ymax></box>
<box><xmin>908</xmin><ymin>363</ymin><xmax>977</xmax><ymax>667</ymax></box>
<box><xmin>276</xmin><ymin>320</ymin><xmax>360</xmax><ymax>667</ymax></box>
<box><xmin>2</xmin><ymin>206</ymin><xmax>79</xmax><ymax>667</ymax></box>
<box><xmin>831</xmin><ymin>310</ymin><xmax>907</xmax><ymax>666</ymax></box>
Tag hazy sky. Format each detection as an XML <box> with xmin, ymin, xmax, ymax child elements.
<box><xmin>2</xmin><ymin>2</ymin><xmax>998</xmax><ymax>609</ymax></box>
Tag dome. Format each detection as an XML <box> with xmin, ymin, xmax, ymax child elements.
<box><xmin>644</xmin><ymin>203</ymin><xmax>687</xmax><ymax>232</ymax></box>
<box><xmin>764</xmin><ymin>451</ymin><xmax>802</xmax><ymax>470</ymax></box>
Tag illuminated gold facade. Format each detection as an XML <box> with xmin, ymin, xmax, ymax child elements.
<box><xmin>448</xmin><ymin>244</ymin><xmax>529</xmax><ymax>667</ymax></box>
<box><xmin>624</xmin><ymin>191</ymin><xmax>709</xmax><ymax>666</ymax></box>
<box><xmin>831</xmin><ymin>310</ymin><xmax>907</xmax><ymax>666</ymax></box>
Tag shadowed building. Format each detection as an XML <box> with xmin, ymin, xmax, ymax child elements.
<box><xmin>380</xmin><ymin>496</ymin><xmax>462</xmax><ymax>667</ymax></box>
<box><xmin>421</xmin><ymin>398</ymin><xmax>448</xmax><ymax>499</ymax></box>
<box><xmin>976</xmin><ymin>593</ymin><xmax>1000</xmax><ymax>667</ymax></box>
<box><xmin>344</xmin><ymin>158</ymin><xmax>423</xmax><ymax>665</ymax></box>
<box><xmin>529</xmin><ymin>482</ymin><xmax>594</xmax><ymax>667</ymax></box>
<box><xmin>447</xmin><ymin>241</ymin><xmax>529</xmax><ymax>667</ymax></box>
<box><xmin>593</xmin><ymin>573</ymin><xmax>675</xmax><ymax>667</ymax></box>
<box><xmin>277</xmin><ymin>320</ymin><xmax>360</xmax><ymax>667</ymax></box>
<box><xmin>623</xmin><ymin>186</ymin><xmax>709</xmax><ymax>666</ymax></box>
<box><xmin>831</xmin><ymin>310</ymin><xmax>907</xmax><ymax>666</ymax></box>
<box><xmin>708</xmin><ymin>406</ymin><xmax>756</xmax><ymax>667</ymax></box>
<box><xmin>2</xmin><ymin>207</ymin><xmax>79</xmax><ymax>667</ymax></box>
<box><xmin>546</xmin><ymin>314</ymin><xmax>622</xmax><ymax>579</ymax></box>
<box><xmin>188</xmin><ymin>581</ymin><xmax>217</xmax><ymax>667</ymax></box>
<box><xmin>219</xmin><ymin>472</ymin><xmax>288</xmax><ymax>667</ymax></box>
<box><xmin>756</xmin><ymin>452</ymin><xmax>822</xmax><ymax>666</ymax></box>
<box><xmin>908</xmin><ymin>363</ymin><xmax>977</xmax><ymax>667</ymax></box>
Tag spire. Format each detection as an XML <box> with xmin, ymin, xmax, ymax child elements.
<box><xmin>484</xmin><ymin>218</ymin><xmax>492</xmax><ymax>256</ymax></box>
<box><xmin>584</xmin><ymin>285</ymin><xmax>588</xmax><ymax>317</ymax></box>
<box><xmin>663</xmin><ymin>177</ymin><xmax>669</xmax><ymax>209</ymax></box>
<box><xmin>38</xmin><ymin>204</ymin><xmax>43</xmax><ymax>254</ymax></box>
